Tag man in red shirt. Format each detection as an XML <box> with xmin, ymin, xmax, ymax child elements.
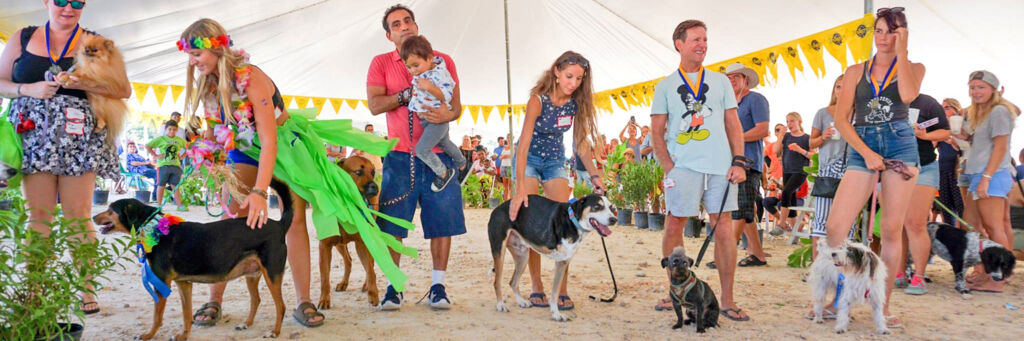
<box><xmin>367</xmin><ymin>4</ymin><xmax>464</xmax><ymax>311</ymax></box>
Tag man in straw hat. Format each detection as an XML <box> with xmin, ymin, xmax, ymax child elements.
<box><xmin>725</xmin><ymin>62</ymin><xmax>771</xmax><ymax>268</ymax></box>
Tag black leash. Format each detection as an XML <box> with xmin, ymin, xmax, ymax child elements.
<box><xmin>588</xmin><ymin>235</ymin><xmax>618</xmax><ymax>303</ymax></box>
<box><xmin>694</xmin><ymin>183</ymin><xmax>730</xmax><ymax>268</ymax></box>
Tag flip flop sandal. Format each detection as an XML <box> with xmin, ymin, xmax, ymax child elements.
<box><xmin>293</xmin><ymin>302</ymin><xmax>325</xmax><ymax>328</ymax></box>
<box><xmin>529</xmin><ymin>292</ymin><xmax>549</xmax><ymax>308</ymax></box>
<box><xmin>654</xmin><ymin>298</ymin><xmax>674</xmax><ymax>311</ymax></box>
<box><xmin>720</xmin><ymin>308</ymin><xmax>750</xmax><ymax>322</ymax></box>
<box><xmin>81</xmin><ymin>300</ymin><xmax>100</xmax><ymax>315</ymax></box>
<box><xmin>886</xmin><ymin>316</ymin><xmax>904</xmax><ymax>329</ymax></box>
<box><xmin>557</xmin><ymin>296</ymin><xmax>574</xmax><ymax>311</ymax></box>
<box><xmin>805</xmin><ymin>308</ymin><xmax>837</xmax><ymax>320</ymax></box>
<box><xmin>738</xmin><ymin>255</ymin><xmax>768</xmax><ymax>267</ymax></box>
<box><xmin>192</xmin><ymin>301</ymin><xmax>221</xmax><ymax>327</ymax></box>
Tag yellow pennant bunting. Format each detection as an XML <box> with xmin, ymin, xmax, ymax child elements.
<box><xmin>822</xmin><ymin>30</ymin><xmax>849</xmax><ymax>71</ymax></box>
<box><xmin>151</xmin><ymin>84</ymin><xmax>169</xmax><ymax>106</ymax></box>
<box><xmin>281</xmin><ymin>95</ymin><xmax>294</xmax><ymax>108</ymax></box>
<box><xmin>513</xmin><ymin>105</ymin><xmax>525</xmax><ymax>117</ymax></box>
<box><xmin>498</xmin><ymin>105</ymin><xmax>508</xmax><ymax>121</ymax></box>
<box><xmin>294</xmin><ymin>96</ymin><xmax>311</xmax><ymax>109</ymax></box>
<box><xmin>359</xmin><ymin>100</ymin><xmax>369</xmax><ymax>109</ymax></box>
<box><xmin>780</xmin><ymin>43</ymin><xmax>804</xmax><ymax>82</ymax></box>
<box><xmin>845</xmin><ymin>14</ymin><xmax>874</xmax><ymax>63</ymax></box>
<box><xmin>468</xmin><ymin>105</ymin><xmax>481</xmax><ymax>124</ymax></box>
<box><xmin>170</xmin><ymin>85</ymin><xmax>185</xmax><ymax>103</ymax></box>
<box><xmin>329</xmin><ymin>98</ymin><xmax>344</xmax><ymax>112</ymax></box>
<box><xmin>481</xmin><ymin>105</ymin><xmax>493</xmax><ymax>123</ymax></box>
<box><xmin>131</xmin><ymin>83</ymin><xmax>150</xmax><ymax>105</ymax></box>
<box><xmin>798</xmin><ymin>35</ymin><xmax>827</xmax><ymax>78</ymax></box>
<box><xmin>311</xmin><ymin>97</ymin><xmax>327</xmax><ymax>116</ymax></box>
<box><xmin>345</xmin><ymin>99</ymin><xmax>359</xmax><ymax>110</ymax></box>
<box><xmin>765</xmin><ymin>48</ymin><xmax>781</xmax><ymax>85</ymax></box>
<box><xmin>611</xmin><ymin>93</ymin><xmax>626</xmax><ymax>111</ymax></box>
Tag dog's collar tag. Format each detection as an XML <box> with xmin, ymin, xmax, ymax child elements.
<box><xmin>136</xmin><ymin>244</ymin><xmax>172</xmax><ymax>302</ymax></box>
<box><xmin>567</xmin><ymin>205</ymin><xmax>582</xmax><ymax>229</ymax></box>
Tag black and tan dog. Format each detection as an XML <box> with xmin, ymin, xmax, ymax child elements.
<box><xmin>317</xmin><ymin>155</ymin><xmax>380</xmax><ymax>309</ymax></box>
<box><xmin>490</xmin><ymin>194</ymin><xmax>616</xmax><ymax>321</ymax></box>
<box><xmin>93</xmin><ymin>179</ymin><xmax>294</xmax><ymax>340</ymax></box>
<box><xmin>662</xmin><ymin>246</ymin><xmax>719</xmax><ymax>333</ymax></box>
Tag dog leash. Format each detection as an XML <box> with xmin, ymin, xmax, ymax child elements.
<box><xmin>931</xmin><ymin>198</ymin><xmax>975</xmax><ymax>231</ymax></box>
<box><xmin>694</xmin><ymin>157</ymin><xmax>751</xmax><ymax>267</ymax></box>
<box><xmin>590</xmin><ymin>233</ymin><xmax>618</xmax><ymax>302</ymax></box>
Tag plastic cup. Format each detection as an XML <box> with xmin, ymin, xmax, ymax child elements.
<box><xmin>829</xmin><ymin>122</ymin><xmax>840</xmax><ymax>140</ymax></box>
<box><xmin>949</xmin><ymin>115</ymin><xmax>964</xmax><ymax>134</ymax></box>
<box><xmin>908</xmin><ymin>108</ymin><xmax>920</xmax><ymax>126</ymax></box>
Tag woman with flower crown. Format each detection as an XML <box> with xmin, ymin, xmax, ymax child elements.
<box><xmin>178</xmin><ymin>18</ymin><xmax>415</xmax><ymax>328</ymax></box>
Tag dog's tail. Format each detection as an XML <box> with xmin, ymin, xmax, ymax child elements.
<box><xmin>269</xmin><ymin>178</ymin><xmax>294</xmax><ymax>230</ymax></box>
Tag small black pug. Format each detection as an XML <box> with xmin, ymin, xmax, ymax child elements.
<box><xmin>662</xmin><ymin>246</ymin><xmax>719</xmax><ymax>333</ymax></box>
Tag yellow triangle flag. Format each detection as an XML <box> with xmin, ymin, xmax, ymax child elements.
<box><xmin>131</xmin><ymin>83</ymin><xmax>150</xmax><ymax>105</ymax></box>
<box><xmin>360</xmin><ymin>100</ymin><xmax>369</xmax><ymax>109</ymax></box>
<box><xmin>170</xmin><ymin>85</ymin><xmax>185</xmax><ymax>103</ymax></box>
<box><xmin>822</xmin><ymin>30</ymin><xmax>849</xmax><ymax>71</ymax></box>
<box><xmin>799</xmin><ymin>35</ymin><xmax>827</xmax><ymax>78</ymax></box>
<box><xmin>152</xmin><ymin>85</ymin><xmax>169</xmax><ymax>106</ymax></box>
<box><xmin>611</xmin><ymin>93</ymin><xmax>626</xmax><ymax>111</ymax></box>
<box><xmin>329</xmin><ymin>98</ymin><xmax>344</xmax><ymax>113</ymax></box>
<box><xmin>311</xmin><ymin>97</ymin><xmax>327</xmax><ymax>116</ymax></box>
<box><xmin>497</xmin><ymin>105</ymin><xmax>511</xmax><ymax>121</ymax></box>
<box><xmin>846</xmin><ymin>14</ymin><xmax>874</xmax><ymax>63</ymax></box>
<box><xmin>513</xmin><ymin>105</ymin><xmax>526</xmax><ymax>117</ymax></box>
<box><xmin>345</xmin><ymin>99</ymin><xmax>359</xmax><ymax>110</ymax></box>
<box><xmin>765</xmin><ymin>48</ymin><xmax>781</xmax><ymax>85</ymax></box>
<box><xmin>780</xmin><ymin>43</ymin><xmax>805</xmax><ymax>82</ymax></box>
<box><xmin>481</xmin><ymin>105</ymin><xmax>494</xmax><ymax>123</ymax></box>
<box><xmin>281</xmin><ymin>96</ymin><xmax>294</xmax><ymax>108</ymax></box>
<box><xmin>742</xmin><ymin>52</ymin><xmax>768</xmax><ymax>87</ymax></box>
<box><xmin>467</xmin><ymin>105</ymin><xmax>479</xmax><ymax>124</ymax></box>
<box><xmin>294</xmin><ymin>96</ymin><xmax>311</xmax><ymax>109</ymax></box>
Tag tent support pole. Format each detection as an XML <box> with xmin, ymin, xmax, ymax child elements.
<box><xmin>503</xmin><ymin>0</ymin><xmax>516</xmax><ymax>197</ymax></box>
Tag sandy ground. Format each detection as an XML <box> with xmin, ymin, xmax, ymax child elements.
<box><xmin>80</xmin><ymin>193</ymin><xmax>1023</xmax><ymax>340</ymax></box>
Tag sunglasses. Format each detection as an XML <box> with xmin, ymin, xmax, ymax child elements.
<box><xmin>53</xmin><ymin>0</ymin><xmax>86</xmax><ymax>10</ymax></box>
<box><xmin>876</xmin><ymin>7</ymin><xmax>904</xmax><ymax>16</ymax></box>
<box><xmin>562</xmin><ymin>55</ymin><xmax>590</xmax><ymax>70</ymax></box>
<box><xmin>943</xmin><ymin>105</ymin><xmax>955</xmax><ymax>111</ymax></box>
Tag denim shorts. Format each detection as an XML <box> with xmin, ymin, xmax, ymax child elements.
<box><xmin>377</xmin><ymin>152</ymin><xmax>467</xmax><ymax>239</ymax></box>
<box><xmin>524</xmin><ymin>153</ymin><xmax>568</xmax><ymax>183</ymax></box>
<box><xmin>846</xmin><ymin>120</ymin><xmax>920</xmax><ymax>173</ymax></box>
<box><xmin>915</xmin><ymin>161</ymin><xmax>940</xmax><ymax>188</ymax></box>
<box><xmin>967</xmin><ymin>168</ymin><xmax>1013</xmax><ymax>200</ymax></box>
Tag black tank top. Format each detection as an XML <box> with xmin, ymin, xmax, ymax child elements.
<box><xmin>12</xmin><ymin>26</ymin><xmax>91</xmax><ymax>99</ymax></box>
<box><xmin>853</xmin><ymin>60</ymin><xmax>907</xmax><ymax>126</ymax></box>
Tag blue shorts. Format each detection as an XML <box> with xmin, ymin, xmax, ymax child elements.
<box><xmin>377</xmin><ymin>152</ymin><xmax>466</xmax><ymax>239</ymax></box>
<box><xmin>524</xmin><ymin>153</ymin><xmax>568</xmax><ymax>183</ymax></box>
<box><xmin>915</xmin><ymin>161</ymin><xmax>939</xmax><ymax>188</ymax></box>
<box><xmin>229</xmin><ymin>149</ymin><xmax>259</xmax><ymax>167</ymax></box>
<box><xmin>968</xmin><ymin>168</ymin><xmax>1013</xmax><ymax>200</ymax></box>
<box><xmin>846</xmin><ymin>120</ymin><xmax>920</xmax><ymax>173</ymax></box>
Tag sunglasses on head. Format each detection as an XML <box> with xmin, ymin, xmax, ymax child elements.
<box><xmin>562</xmin><ymin>55</ymin><xmax>590</xmax><ymax>70</ymax></box>
<box><xmin>970</xmin><ymin>71</ymin><xmax>987</xmax><ymax>81</ymax></box>
<box><xmin>876</xmin><ymin>7</ymin><xmax>904</xmax><ymax>16</ymax></box>
<box><xmin>53</xmin><ymin>0</ymin><xmax>85</xmax><ymax>10</ymax></box>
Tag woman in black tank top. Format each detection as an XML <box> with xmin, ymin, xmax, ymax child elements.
<box><xmin>0</xmin><ymin>1</ymin><xmax>131</xmax><ymax>316</ymax></box>
<box><xmin>817</xmin><ymin>8</ymin><xmax>926</xmax><ymax>329</ymax></box>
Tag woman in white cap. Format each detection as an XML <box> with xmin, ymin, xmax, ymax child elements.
<box><xmin>961</xmin><ymin>70</ymin><xmax>1018</xmax><ymax>293</ymax></box>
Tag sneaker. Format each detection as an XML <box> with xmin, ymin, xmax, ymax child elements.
<box><xmin>379</xmin><ymin>285</ymin><xmax>403</xmax><ymax>311</ymax></box>
<box><xmin>893</xmin><ymin>273</ymin><xmax>908</xmax><ymax>289</ymax></box>
<box><xmin>431</xmin><ymin>168</ymin><xmax>456</xmax><ymax>192</ymax></box>
<box><xmin>904</xmin><ymin>275</ymin><xmax>927</xmax><ymax>295</ymax></box>
<box><xmin>426</xmin><ymin>284</ymin><xmax>451</xmax><ymax>310</ymax></box>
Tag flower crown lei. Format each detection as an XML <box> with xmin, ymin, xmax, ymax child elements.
<box><xmin>177</xmin><ymin>34</ymin><xmax>233</xmax><ymax>51</ymax></box>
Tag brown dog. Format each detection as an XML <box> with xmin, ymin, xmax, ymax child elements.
<box><xmin>57</xmin><ymin>34</ymin><xmax>128</xmax><ymax>144</ymax></box>
<box><xmin>317</xmin><ymin>155</ymin><xmax>380</xmax><ymax>309</ymax></box>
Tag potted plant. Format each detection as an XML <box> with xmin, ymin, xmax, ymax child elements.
<box><xmin>645</xmin><ymin>160</ymin><xmax>666</xmax><ymax>231</ymax></box>
<box><xmin>0</xmin><ymin>208</ymin><xmax>132</xmax><ymax>340</ymax></box>
<box><xmin>0</xmin><ymin>188</ymin><xmax>20</xmax><ymax>211</ymax></box>
<box><xmin>488</xmin><ymin>178</ymin><xmax>504</xmax><ymax>209</ymax></box>
<box><xmin>605</xmin><ymin>182</ymin><xmax>630</xmax><ymax>226</ymax></box>
<box><xmin>461</xmin><ymin>173</ymin><xmax>484</xmax><ymax>208</ymax></box>
<box><xmin>572</xmin><ymin>178</ymin><xmax>592</xmax><ymax>198</ymax></box>
<box><xmin>620</xmin><ymin>161</ymin><xmax>649</xmax><ymax>229</ymax></box>
<box><xmin>92</xmin><ymin>177</ymin><xmax>110</xmax><ymax>205</ymax></box>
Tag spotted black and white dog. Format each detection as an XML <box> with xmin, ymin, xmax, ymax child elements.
<box><xmin>810</xmin><ymin>240</ymin><xmax>888</xmax><ymax>335</ymax></box>
<box><xmin>489</xmin><ymin>194</ymin><xmax>616</xmax><ymax>321</ymax></box>
<box><xmin>928</xmin><ymin>222</ymin><xmax>1016</xmax><ymax>294</ymax></box>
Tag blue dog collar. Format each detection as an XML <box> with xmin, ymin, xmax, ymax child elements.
<box><xmin>137</xmin><ymin>244</ymin><xmax>172</xmax><ymax>302</ymax></box>
<box><xmin>567</xmin><ymin>205</ymin><xmax>582</xmax><ymax>229</ymax></box>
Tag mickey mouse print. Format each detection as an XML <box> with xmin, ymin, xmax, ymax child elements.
<box><xmin>676</xmin><ymin>84</ymin><xmax>712</xmax><ymax>145</ymax></box>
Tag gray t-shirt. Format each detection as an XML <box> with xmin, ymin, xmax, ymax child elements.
<box><xmin>811</xmin><ymin>107</ymin><xmax>848</xmax><ymax>168</ymax></box>
<box><xmin>965</xmin><ymin>105</ymin><xmax>1015</xmax><ymax>174</ymax></box>
<box><xmin>651</xmin><ymin>70</ymin><xmax>738</xmax><ymax>175</ymax></box>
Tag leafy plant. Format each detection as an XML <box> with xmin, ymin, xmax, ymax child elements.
<box><xmin>0</xmin><ymin>209</ymin><xmax>133</xmax><ymax>339</ymax></box>
<box><xmin>787</xmin><ymin>237</ymin><xmax>813</xmax><ymax>268</ymax></box>
<box><xmin>490</xmin><ymin>178</ymin><xmax>505</xmax><ymax>201</ymax></box>
<box><xmin>461</xmin><ymin>173</ymin><xmax>484</xmax><ymax>208</ymax></box>
<box><xmin>175</xmin><ymin>173</ymin><xmax>206</xmax><ymax>206</ymax></box>
<box><xmin>619</xmin><ymin>161</ymin><xmax>650</xmax><ymax>211</ymax></box>
<box><xmin>572</xmin><ymin>178</ymin><xmax>592</xmax><ymax>198</ymax></box>
<box><xmin>94</xmin><ymin>176</ymin><xmax>111</xmax><ymax>191</ymax></box>
<box><xmin>803</xmin><ymin>153</ymin><xmax>819</xmax><ymax>183</ymax></box>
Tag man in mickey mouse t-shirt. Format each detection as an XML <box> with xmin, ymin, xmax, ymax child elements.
<box><xmin>650</xmin><ymin>19</ymin><xmax>750</xmax><ymax>322</ymax></box>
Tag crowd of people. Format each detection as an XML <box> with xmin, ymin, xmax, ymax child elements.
<box><xmin>2</xmin><ymin>1</ymin><xmax>1020</xmax><ymax>334</ymax></box>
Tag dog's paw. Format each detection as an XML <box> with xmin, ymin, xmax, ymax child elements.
<box><xmin>170</xmin><ymin>333</ymin><xmax>188</xmax><ymax>341</ymax></box>
<box><xmin>672</xmin><ymin>322</ymin><xmax>682</xmax><ymax>329</ymax></box>
<box><xmin>235</xmin><ymin>323</ymin><xmax>249</xmax><ymax>331</ymax></box>
<box><xmin>367</xmin><ymin>291</ymin><xmax>380</xmax><ymax>306</ymax></box>
<box><xmin>262</xmin><ymin>331</ymin><xmax>278</xmax><ymax>338</ymax></box>
<box><xmin>834</xmin><ymin>326</ymin><xmax>847</xmax><ymax>334</ymax></box>
<box><xmin>960</xmin><ymin>292</ymin><xmax>972</xmax><ymax>300</ymax></box>
<box><xmin>496</xmin><ymin>301</ymin><xmax>510</xmax><ymax>312</ymax></box>
<box><xmin>317</xmin><ymin>298</ymin><xmax>331</xmax><ymax>310</ymax></box>
<box><xmin>683</xmin><ymin>318</ymin><xmax>694</xmax><ymax>325</ymax></box>
<box><xmin>813</xmin><ymin>316</ymin><xmax>824</xmax><ymax>324</ymax></box>
<box><xmin>551</xmin><ymin>311</ymin><xmax>570</xmax><ymax>322</ymax></box>
<box><xmin>877</xmin><ymin>327</ymin><xmax>891</xmax><ymax>335</ymax></box>
<box><xmin>515</xmin><ymin>296</ymin><xmax>532</xmax><ymax>308</ymax></box>
<box><xmin>696</xmin><ymin>327</ymin><xmax>706</xmax><ymax>334</ymax></box>
<box><xmin>335</xmin><ymin>281</ymin><xmax>348</xmax><ymax>292</ymax></box>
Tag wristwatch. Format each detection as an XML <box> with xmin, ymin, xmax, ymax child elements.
<box><xmin>397</xmin><ymin>87</ymin><xmax>413</xmax><ymax>106</ymax></box>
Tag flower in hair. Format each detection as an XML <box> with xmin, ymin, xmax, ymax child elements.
<box><xmin>177</xmin><ymin>34</ymin><xmax>234</xmax><ymax>51</ymax></box>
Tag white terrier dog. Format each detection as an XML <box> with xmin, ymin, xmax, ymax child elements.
<box><xmin>809</xmin><ymin>240</ymin><xmax>888</xmax><ymax>335</ymax></box>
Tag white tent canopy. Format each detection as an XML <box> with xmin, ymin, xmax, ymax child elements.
<box><xmin>3</xmin><ymin>0</ymin><xmax>1023</xmax><ymax>153</ymax></box>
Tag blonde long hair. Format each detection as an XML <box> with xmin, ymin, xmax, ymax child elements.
<box><xmin>828</xmin><ymin>74</ymin><xmax>844</xmax><ymax>106</ymax></box>
<box><xmin>966</xmin><ymin>89</ymin><xmax>1019</xmax><ymax>130</ymax></box>
<box><xmin>942</xmin><ymin>98</ymin><xmax>963</xmax><ymax>114</ymax></box>
<box><xmin>530</xmin><ymin>51</ymin><xmax>599</xmax><ymax>154</ymax></box>
<box><xmin>181</xmin><ymin>18</ymin><xmax>250</xmax><ymax>126</ymax></box>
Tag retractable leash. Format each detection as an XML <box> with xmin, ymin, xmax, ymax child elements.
<box><xmin>694</xmin><ymin>156</ymin><xmax>751</xmax><ymax>268</ymax></box>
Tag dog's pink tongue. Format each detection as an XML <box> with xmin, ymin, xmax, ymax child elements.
<box><xmin>595</xmin><ymin>222</ymin><xmax>612</xmax><ymax>237</ymax></box>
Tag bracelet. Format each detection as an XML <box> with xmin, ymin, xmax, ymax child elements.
<box><xmin>249</xmin><ymin>187</ymin><xmax>269</xmax><ymax>199</ymax></box>
<box><xmin>982</xmin><ymin>174</ymin><xmax>993</xmax><ymax>179</ymax></box>
<box><xmin>15</xmin><ymin>84</ymin><xmax>22</xmax><ymax>97</ymax></box>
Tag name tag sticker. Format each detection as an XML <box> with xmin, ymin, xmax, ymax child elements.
<box><xmin>65</xmin><ymin>121</ymin><xmax>85</xmax><ymax>135</ymax></box>
<box><xmin>557</xmin><ymin>115</ymin><xmax>572</xmax><ymax>128</ymax></box>
<box><xmin>66</xmin><ymin>107</ymin><xmax>86</xmax><ymax>121</ymax></box>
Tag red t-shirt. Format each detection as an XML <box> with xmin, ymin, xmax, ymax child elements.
<box><xmin>366</xmin><ymin>50</ymin><xmax>459</xmax><ymax>154</ymax></box>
